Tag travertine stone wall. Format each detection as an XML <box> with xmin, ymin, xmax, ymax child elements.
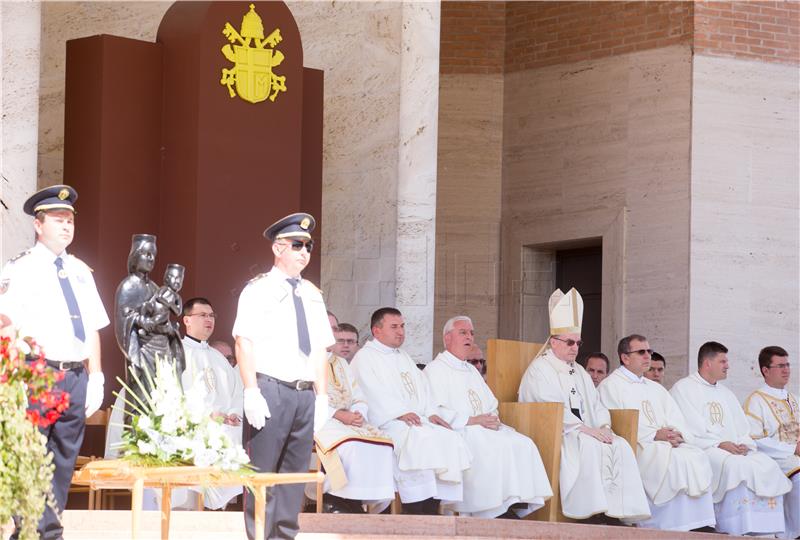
<box><xmin>34</xmin><ymin>2</ymin><xmax>441</xmax><ymax>360</ymax></box>
<box><xmin>434</xmin><ymin>72</ymin><xmax>503</xmax><ymax>354</ymax></box>
<box><xmin>0</xmin><ymin>2</ymin><xmax>41</xmax><ymax>262</ymax></box>
<box><xmin>500</xmin><ymin>45</ymin><xmax>693</xmax><ymax>388</ymax></box>
<box><xmin>690</xmin><ymin>54</ymin><xmax>799</xmax><ymax>399</ymax></box>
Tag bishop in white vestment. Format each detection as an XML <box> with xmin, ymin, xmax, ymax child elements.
<box><xmin>424</xmin><ymin>316</ymin><xmax>552</xmax><ymax>518</ymax></box>
<box><xmin>518</xmin><ymin>288</ymin><xmax>650</xmax><ymax>521</ymax></box>
<box><xmin>351</xmin><ymin>308</ymin><xmax>471</xmax><ymax>513</ymax></box>
<box><xmin>311</xmin><ymin>351</ymin><xmax>394</xmax><ymax>512</ymax></box>
<box><xmin>598</xmin><ymin>334</ymin><xmax>715</xmax><ymax>531</ymax></box>
<box><xmin>670</xmin><ymin>341</ymin><xmax>791</xmax><ymax>536</ymax></box>
<box><xmin>743</xmin><ymin>346</ymin><xmax>799</xmax><ymax>539</ymax></box>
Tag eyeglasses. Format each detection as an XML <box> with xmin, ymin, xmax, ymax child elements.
<box><xmin>467</xmin><ymin>359</ymin><xmax>485</xmax><ymax>366</ymax></box>
<box><xmin>279</xmin><ymin>240</ymin><xmax>314</xmax><ymax>253</ymax></box>
<box><xmin>552</xmin><ymin>337</ymin><xmax>583</xmax><ymax>347</ymax></box>
<box><xmin>187</xmin><ymin>312</ymin><xmax>216</xmax><ymax>320</ymax></box>
<box><xmin>336</xmin><ymin>338</ymin><xmax>357</xmax><ymax>345</ymax></box>
<box><xmin>767</xmin><ymin>362</ymin><xmax>791</xmax><ymax>369</ymax></box>
<box><xmin>624</xmin><ymin>349</ymin><xmax>653</xmax><ymax>356</ymax></box>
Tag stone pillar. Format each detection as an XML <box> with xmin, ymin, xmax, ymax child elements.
<box><xmin>0</xmin><ymin>1</ymin><xmax>41</xmax><ymax>261</ymax></box>
<box><xmin>396</xmin><ymin>1</ymin><xmax>440</xmax><ymax>362</ymax></box>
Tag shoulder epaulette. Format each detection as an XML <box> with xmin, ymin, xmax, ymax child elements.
<box><xmin>67</xmin><ymin>254</ymin><xmax>93</xmax><ymax>272</ymax></box>
<box><xmin>8</xmin><ymin>249</ymin><xmax>31</xmax><ymax>264</ymax></box>
<box><xmin>248</xmin><ymin>273</ymin><xmax>268</xmax><ymax>284</ymax></box>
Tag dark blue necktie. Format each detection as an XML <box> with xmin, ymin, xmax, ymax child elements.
<box><xmin>287</xmin><ymin>279</ymin><xmax>311</xmax><ymax>356</ymax></box>
<box><xmin>55</xmin><ymin>257</ymin><xmax>85</xmax><ymax>342</ymax></box>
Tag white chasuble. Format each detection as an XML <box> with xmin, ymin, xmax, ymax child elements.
<box><xmin>598</xmin><ymin>368</ymin><xmax>713</xmax><ymax>505</ymax></box>
<box><xmin>424</xmin><ymin>352</ymin><xmax>552</xmax><ymax>518</ymax></box>
<box><xmin>744</xmin><ymin>385</ymin><xmax>800</xmax><ymax>539</ymax></box>
<box><xmin>351</xmin><ymin>340</ymin><xmax>471</xmax><ymax>488</ymax></box>
<box><xmin>670</xmin><ymin>373</ymin><xmax>792</xmax><ymax>504</ymax></box>
<box><xmin>518</xmin><ymin>349</ymin><xmax>649</xmax><ymax>520</ymax></box>
<box><xmin>181</xmin><ymin>337</ymin><xmax>244</xmax><ymax>509</ymax></box>
<box><xmin>312</xmin><ymin>353</ymin><xmax>394</xmax><ymax>503</ymax></box>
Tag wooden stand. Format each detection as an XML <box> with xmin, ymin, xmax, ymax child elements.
<box><xmin>72</xmin><ymin>460</ymin><xmax>323</xmax><ymax>540</ymax></box>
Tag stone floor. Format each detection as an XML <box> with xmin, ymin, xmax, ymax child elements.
<box><xmin>3</xmin><ymin>511</ymin><xmax>743</xmax><ymax>540</ymax></box>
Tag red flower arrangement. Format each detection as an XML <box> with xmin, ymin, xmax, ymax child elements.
<box><xmin>0</xmin><ymin>336</ymin><xmax>70</xmax><ymax>428</ymax></box>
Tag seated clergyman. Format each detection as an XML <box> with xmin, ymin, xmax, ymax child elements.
<box><xmin>424</xmin><ymin>316</ymin><xmax>552</xmax><ymax>519</ymax></box>
<box><xmin>743</xmin><ymin>345</ymin><xmax>799</xmax><ymax>540</ymax></box>
<box><xmin>670</xmin><ymin>341</ymin><xmax>791</xmax><ymax>536</ymax></box>
<box><xmin>518</xmin><ymin>288</ymin><xmax>650</xmax><ymax>521</ymax></box>
<box><xmin>598</xmin><ymin>334</ymin><xmax>715</xmax><ymax>531</ymax></box>
<box><xmin>351</xmin><ymin>307</ymin><xmax>472</xmax><ymax>515</ymax></box>
<box><xmin>309</xmin><ymin>312</ymin><xmax>394</xmax><ymax>514</ymax></box>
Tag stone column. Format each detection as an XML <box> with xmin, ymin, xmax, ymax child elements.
<box><xmin>396</xmin><ymin>1</ymin><xmax>440</xmax><ymax>362</ymax></box>
<box><xmin>0</xmin><ymin>1</ymin><xmax>41</xmax><ymax>261</ymax></box>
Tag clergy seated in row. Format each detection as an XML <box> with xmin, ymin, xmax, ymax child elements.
<box><xmin>670</xmin><ymin>341</ymin><xmax>792</xmax><ymax>536</ymax></box>
<box><xmin>598</xmin><ymin>334</ymin><xmax>715</xmax><ymax>531</ymax></box>
<box><xmin>351</xmin><ymin>308</ymin><xmax>472</xmax><ymax>515</ymax></box>
<box><xmin>424</xmin><ymin>316</ymin><xmax>552</xmax><ymax>519</ymax></box>
<box><xmin>307</xmin><ymin>313</ymin><xmax>395</xmax><ymax>514</ymax></box>
<box><xmin>518</xmin><ymin>288</ymin><xmax>650</xmax><ymax>522</ymax></box>
<box><xmin>743</xmin><ymin>346</ymin><xmax>799</xmax><ymax>539</ymax></box>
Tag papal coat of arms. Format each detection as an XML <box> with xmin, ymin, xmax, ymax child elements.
<box><xmin>220</xmin><ymin>4</ymin><xmax>287</xmax><ymax>104</ymax></box>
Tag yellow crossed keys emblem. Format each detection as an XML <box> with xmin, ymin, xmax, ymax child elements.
<box><xmin>220</xmin><ymin>4</ymin><xmax>287</xmax><ymax>104</ymax></box>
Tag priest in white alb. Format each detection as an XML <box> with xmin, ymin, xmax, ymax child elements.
<box><xmin>424</xmin><ymin>316</ymin><xmax>552</xmax><ymax>518</ymax></box>
<box><xmin>351</xmin><ymin>307</ymin><xmax>472</xmax><ymax>515</ymax></box>
<box><xmin>670</xmin><ymin>341</ymin><xmax>791</xmax><ymax>536</ymax></box>
<box><xmin>180</xmin><ymin>297</ymin><xmax>244</xmax><ymax>510</ymax></box>
<box><xmin>518</xmin><ymin>288</ymin><xmax>650</xmax><ymax>521</ymax></box>
<box><xmin>743</xmin><ymin>345</ymin><xmax>799</xmax><ymax>539</ymax></box>
<box><xmin>309</xmin><ymin>313</ymin><xmax>395</xmax><ymax>514</ymax></box>
<box><xmin>598</xmin><ymin>334</ymin><xmax>715</xmax><ymax>531</ymax></box>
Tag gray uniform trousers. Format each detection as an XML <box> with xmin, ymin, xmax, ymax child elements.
<box><xmin>243</xmin><ymin>374</ymin><xmax>314</xmax><ymax>540</ymax></box>
<box><xmin>13</xmin><ymin>366</ymin><xmax>87</xmax><ymax>540</ymax></box>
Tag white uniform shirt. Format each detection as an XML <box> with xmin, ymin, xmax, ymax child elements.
<box><xmin>232</xmin><ymin>266</ymin><xmax>334</xmax><ymax>382</ymax></box>
<box><xmin>0</xmin><ymin>242</ymin><xmax>109</xmax><ymax>361</ymax></box>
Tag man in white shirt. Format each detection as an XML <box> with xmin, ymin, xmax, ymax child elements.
<box><xmin>233</xmin><ymin>213</ymin><xmax>334</xmax><ymax>539</ymax></box>
<box><xmin>181</xmin><ymin>297</ymin><xmax>243</xmax><ymax>509</ymax></box>
<box><xmin>598</xmin><ymin>334</ymin><xmax>715</xmax><ymax>531</ymax></box>
<box><xmin>424</xmin><ymin>316</ymin><xmax>552</xmax><ymax>518</ymax></box>
<box><xmin>351</xmin><ymin>307</ymin><xmax>472</xmax><ymax>515</ymax></box>
<box><xmin>743</xmin><ymin>345</ymin><xmax>799</xmax><ymax>539</ymax></box>
<box><xmin>670</xmin><ymin>341</ymin><xmax>791</xmax><ymax>536</ymax></box>
<box><xmin>518</xmin><ymin>288</ymin><xmax>650</xmax><ymax>521</ymax></box>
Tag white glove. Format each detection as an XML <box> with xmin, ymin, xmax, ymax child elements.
<box><xmin>314</xmin><ymin>394</ymin><xmax>330</xmax><ymax>434</ymax></box>
<box><xmin>85</xmin><ymin>372</ymin><xmax>105</xmax><ymax>417</ymax></box>
<box><xmin>244</xmin><ymin>387</ymin><xmax>270</xmax><ymax>429</ymax></box>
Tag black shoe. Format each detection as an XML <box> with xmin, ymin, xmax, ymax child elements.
<box><xmin>401</xmin><ymin>499</ymin><xmax>428</xmax><ymax>514</ymax></box>
<box><xmin>423</xmin><ymin>498</ymin><xmax>441</xmax><ymax>515</ymax></box>
<box><xmin>497</xmin><ymin>509</ymin><xmax>521</xmax><ymax>519</ymax></box>
<box><xmin>322</xmin><ymin>494</ymin><xmax>365</xmax><ymax>514</ymax></box>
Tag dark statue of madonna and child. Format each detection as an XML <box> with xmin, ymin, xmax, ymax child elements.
<box><xmin>114</xmin><ymin>234</ymin><xmax>186</xmax><ymax>419</ymax></box>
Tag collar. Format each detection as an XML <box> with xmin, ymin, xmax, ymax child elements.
<box><xmin>182</xmin><ymin>335</ymin><xmax>208</xmax><ymax>349</ymax></box>
<box><xmin>760</xmin><ymin>384</ymin><xmax>788</xmax><ymax>399</ymax></box>
<box><xmin>269</xmin><ymin>265</ymin><xmax>300</xmax><ymax>282</ymax></box>
<box><xmin>542</xmin><ymin>349</ymin><xmax>576</xmax><ymax>374</ymax></box>
<box><xmin>440</xmin><ymin>350</ymin><xmax>470</xmax><ymax>370</ymax></box>
<box><xmin>33</xmin><ymin>241</ymin><xmax>66</xmax><ymax>262</ymax></box>
<box><xmin>619</xmin><ymin>365</ymin><xmax>645</xmax><ymax>383</ymax></box>
<box><xmin>692</xmin><ymin>372</ymin><xmax>717</xmax><ymax>388</ymax></box>
<box><xmin>366</xmin><ymin>338</ymin><xmax>402</xmax><ymax>354</ymax></box>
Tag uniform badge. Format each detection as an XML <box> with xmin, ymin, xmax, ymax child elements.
<box><xmin>57</xmin><ymin>269</ymin><xmax>68</xmax><ymax>279</ymax></box>
<box><xmin>0</xmin><ymin>279</ymin><xmax>9</xmax><ymax>295</ymax></box>
<box><xmin>300</xmin><ymin>217</ymin><xmax>310</xmax><ymax>230</ymax></box>
<box><xmin>58</xmin><ymin>189</ymin><xmax>70</xmax><ymax>200</ymax></box>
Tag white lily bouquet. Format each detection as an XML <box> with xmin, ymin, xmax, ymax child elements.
<box><xmin>114</xmin><ymin>360</ymin><xmax>249</xmax><ymax>471</ymax></box>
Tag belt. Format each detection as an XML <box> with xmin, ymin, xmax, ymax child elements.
<box><xmin>259</xmin><ymin>374</ymin><xmax>314</xmax><ymax>391</ymax></box>
<box><xmin>46</xmin><ymin>359</ymin><xmax>85</xmax><ymax>371</ymax></box>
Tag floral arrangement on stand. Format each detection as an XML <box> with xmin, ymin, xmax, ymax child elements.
<box><xmin>113</xmin><ymin>360</ymin><xmax>249</xmax><ymax>472</ymax></box>
<box><xmin>0</xmin><ymin>337</ymin><xmax>70</xmax><ymax>540</ymax></box>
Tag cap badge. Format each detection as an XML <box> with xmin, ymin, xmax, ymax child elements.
<box><xmin>300</xmin><ymin>217</ymin><xmax>310</xmax><ymax>230</ymax></box>
<box><xmin>58</xmin><ymin>189</ymin><xmax>70</xmax><ymax>201</ymax></box>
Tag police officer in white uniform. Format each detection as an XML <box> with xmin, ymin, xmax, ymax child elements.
<box><xmin>0</xmin><ymin>185</ymin><xmax>108</xmax><ymax>540</ymax></box>
<box><xmin>233</xmin><ymin>212</ymin><xmax>334</xmax><ymax>539</ymax></box>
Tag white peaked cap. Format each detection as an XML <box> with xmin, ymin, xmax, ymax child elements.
<box><xmin>548</xmin><ymin>287</ymin><xmax>583</xmax><ymax>335</ymax></box>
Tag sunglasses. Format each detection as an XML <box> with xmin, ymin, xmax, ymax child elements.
<box><xmin>552</xmin><ymin>336</ymin><xmax>583</xmax><ymax>347</ymax></box>
<box><xmin>281</xmin><ymin>240</ymin><xmax>314</xmax><ymax>253</ymax></box>
<box><xmin>624</xmin><ymin>348</ymin><xmax>653</xmax><ymax>356</ymax></box>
